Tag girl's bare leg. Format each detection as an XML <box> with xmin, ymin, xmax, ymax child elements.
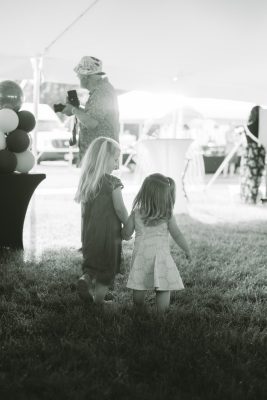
<box><xmin>94</xmin><ymin>282</ymin><xmax>109</xmax><ymax>305</ymax></box>
<box><xmin>77</xmin><ymin>273</ymin><xmax>94</xmax><ymax>302</ymax></box>
<box><xmin>133</xmin><ymin>290</ymin><xmax>146</xmax><ymax>307</ymax></box>
<box><xmin>156</xmin><ymin>291</ymin><xmax>170</xmax><ymax>312</ymax></box>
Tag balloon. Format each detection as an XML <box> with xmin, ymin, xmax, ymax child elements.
<box><xmin>15</xmin><ymin>150</ymin><xmax>35</xmax><ymax>173</ymax></box>
<box><xmin>0</xmin><ymin>149</ymin><xmax>17</xmax><ymax>173</ymax></box>
<box><xmin>0</xmin><ymin>108</ymin><xmax>19</xmax><ymax>133</ymax></box>
<box><xmin>17</xmin><ymin>110</ymin><xmax>36</xmax><ymax>133</ymax></box>
<box><xmin>6</xmin><ymin>129</ymin><xmax>30</xmax><ymax>153</ymax></box>
<box><xmin>28</xmin><ymin>134</ymin><xmax>32</xmax><ymax>150</ymax></box>
<box><xmin>0</xmin><ymin>80</ymin><xmax>24</xmax><ymax>111</ymax></box>
<box><xmin>0</xmin><ymin>131</ymin><xmax>6</xmax><ymax>150</ymax></box>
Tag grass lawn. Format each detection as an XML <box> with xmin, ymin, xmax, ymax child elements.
<box><xmin>1</xmin><ymin>213</ymin><xmax>266</xmax><ymax>400</ymax></box>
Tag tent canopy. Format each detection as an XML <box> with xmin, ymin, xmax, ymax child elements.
<box><xmin>1</xmin><ymin>0</ymin><xmax>267</xmax><ymax>103</ymax></box>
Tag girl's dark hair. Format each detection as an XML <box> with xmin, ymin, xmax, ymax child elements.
<box><xmin>247</xmin><ymin>105</ymin><xmax>260</xmax><ymax>138</ymax></box>
<box><xmin>132</xmin><ymin>173</ymin><xmax>175</xmax><ymax>225</ymax></box>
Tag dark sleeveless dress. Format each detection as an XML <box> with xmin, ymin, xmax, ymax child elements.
<box><xmin>82</xmin><ymin>174</ymin><xmax>123</xmax><ymax>285</ymax></box>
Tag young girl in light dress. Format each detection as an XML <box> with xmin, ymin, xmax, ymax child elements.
<box><xmin>122</xmin><ymin>173</ymin><xmax>191</xmax><ymax>312</ymax></box>
<box><xmin>75</xmin><ymin>137</ymin><xmax>128</xmax><ymax>305</ymax></box>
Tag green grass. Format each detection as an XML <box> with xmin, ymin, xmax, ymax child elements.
<box><xmin>0</xmin><ymin>215</ymin><xmax>267</xmax><ymax>400</ymax></box>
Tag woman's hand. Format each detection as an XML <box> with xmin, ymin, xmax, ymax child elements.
<box><xmin>61</xmin><ymin>103</ymin><xmax>74</xmax><ymax>117</ymax></box>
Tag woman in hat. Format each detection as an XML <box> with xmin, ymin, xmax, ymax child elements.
<box><xmin>63</xmin><ymin>56</ymin><xmax>120</xmax><ymax>164</ymax></box>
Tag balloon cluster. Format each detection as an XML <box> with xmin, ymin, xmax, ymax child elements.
<box><xmin>0</xmin><ymin>80</ymin><xmax>36</xmax><ymax>174</ymax></box>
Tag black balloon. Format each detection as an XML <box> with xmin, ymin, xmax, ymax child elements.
<box><xmin>0</xmin><ymin>80</ymin><xmax>24</xmax><ymax>111</ymax></box>
<box><xmin>6</xmin><ymin>129</ymin><xmax>30</xmax><ymax>153</ymax></box>
<box><xmin>17</xmin><ymin>110</ymin><xmax>36</xmax><ymax>132</ymax></box>
<box><xmin>0</xmin><ymin>149</ymin><xmax>17</xmax><ymax>173</ymax></box>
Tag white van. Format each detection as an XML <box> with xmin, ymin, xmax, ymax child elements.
<box><xmin>21</xmin><ymin>103</ymin><xmax>78</xmax><ymax>163</ymax></box>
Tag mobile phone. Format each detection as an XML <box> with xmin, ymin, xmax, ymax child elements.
<box><xmin>67</xmin><ymin>90</ymin><xmax>80</xmax><ymax>107</ymax></box>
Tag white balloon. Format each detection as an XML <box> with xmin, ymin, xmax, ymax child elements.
<box><xmin>0</xmin><ymin>108</ymin><xmax>19</xmax><ymax>133</ymax></box>
<box><xmin>0</xmin><ymin>131</ymin><xmax>6</xmax><ymax>150</ymax></box>
<box><xmin>14</xmin><ymin>150</ymin><xmax>35</xmax><ymax>173</ymax></box>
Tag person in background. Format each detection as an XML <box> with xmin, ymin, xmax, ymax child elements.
<box><xmin>75</xmin><ymin>137</ymin><xmax>128</xmax><ymax>305</ymax></box>
<box><xmin>240</xmin><ymin>105</ymin><xmax>266</xmax><ymax>204</ymax></box>
<box><xmin>122</xmin><ymin>173</ymin><xmax>191</xmax><ymax>312</ymax></box>
<box><xmin>62</xmin><ymin>56</ymin><xmax>120</xmax><ymax>164</ymax></box>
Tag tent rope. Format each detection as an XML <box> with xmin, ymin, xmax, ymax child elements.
<box><xmin>43</xmin><ymin>0</ymin><xmax>101</xmax><ymax>54</ymax></box>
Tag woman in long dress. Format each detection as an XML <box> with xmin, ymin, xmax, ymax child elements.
<box><xmin>240</xmin><ymin>106</ymin><xmax>266</xmax><ymax>204</ymax></box>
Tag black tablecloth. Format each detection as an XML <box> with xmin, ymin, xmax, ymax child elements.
<box><xmin>203</xmin><ymin>155</ymin><xmax>225</xmax><ymax>174</ymax></box>
<box><xmin>0</xmin><ymin>173</ymin><xmax>46</xmax><ymax>250</ymax></box>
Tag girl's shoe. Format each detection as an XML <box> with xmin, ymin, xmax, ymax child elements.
<box><xmin>105</xmin><ymin>292</ymin><xmax>115</xmax><ymax>301</ymax></box>
<box><xmin>77</xmin><ymin>274</ymin><xmax>94</xmax><ymax>303</ymax></box>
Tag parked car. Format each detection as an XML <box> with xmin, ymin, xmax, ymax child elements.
<box><xmin>21</xmin><ymin>103</ymin><xmax>78</xmax><ymax>163</ymax></box>
<box><xmin>120</xmin><ymin>131</ymin><xmax>137</xmax><ymax>171</ymax></box>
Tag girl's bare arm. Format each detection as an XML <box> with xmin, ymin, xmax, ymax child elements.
<box><xmin>122</xmin><ymin>212</ymin><xmax>135</xmax><ymax>240</ymax></box>
<box><xmin>112</xmin><ymin>187</ymin><xmax>129</xmax><ymax>225</ymax></box>
<box><xmin>168</xmin><ymin>215</ymin><xmax>191</xmax><ymax>259</ymax></box>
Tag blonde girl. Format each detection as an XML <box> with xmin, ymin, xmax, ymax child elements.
<box><xmin>122</xmin><ymin>173</ymin><xmax>191</xmax><ymax>312</ymax></box>
<box><xmin>75</xmin><ymin>136</ymin><xmax>128</xmax><ymax>305</ymax></box>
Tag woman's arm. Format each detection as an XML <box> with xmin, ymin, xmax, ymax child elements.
<box><xmin>112</xmin><ymin>187</ymin><xmax>129</xmax><ymax>225</ymax></box>
<box><xmin>62</xmin><ymin>104</ymin><xmax>98</xmax><ymax>130</ymax></box>
<box><xmin>168</xmin><ymin>215</ymin><xmax>191</xmax><ymax>259</ymax></box>
<box><xmin>121</xmin><ymin>212</ymin><xmax>135</xmax><ymax>240</ymax></box>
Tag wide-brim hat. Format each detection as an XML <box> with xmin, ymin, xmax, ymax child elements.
<box><xmin>74</xmin><ymin>56</ymin><xmax>105</xmax><ymax>76</ymax></box>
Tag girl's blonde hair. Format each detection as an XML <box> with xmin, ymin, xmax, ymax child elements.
<box><xmin>75</xmin><ymin>136</ymin><xmax>120</xmax><ymax>203</ymax></box>
<box><xmin>132</xmin><ymin>173</ymin><xmax>175</xmax><ymax>225</ymax></box>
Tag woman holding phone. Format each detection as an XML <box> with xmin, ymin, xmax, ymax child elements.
<box><xmin>62</xmin><ymin>56</ymin><xmax>120</xmax><ymax>164</ymax></box>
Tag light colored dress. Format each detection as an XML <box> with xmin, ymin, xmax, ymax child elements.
<box><xmin>127</xmin><ymin>211</ymin><xmax>184</xmax><ymax>291</ymax></box>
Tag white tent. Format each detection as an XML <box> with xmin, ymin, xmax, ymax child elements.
<box><xmin>118</xmin><ymin>91</ymin><xmax>185</xmax><ymax>120</ymax></box>
<box><xmin>118</xmin><ymin>91</ymin><xmax>255</xmax><ymax>122</ymax></box>
<box><xmin>0</xmin><ymin>0</ymin><xmax>267</xmax><ymax>104</ymax></box>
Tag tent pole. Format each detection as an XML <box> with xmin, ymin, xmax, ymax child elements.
<box><xmin>177</xmin><ymin>106</ymin><xmax>184</xmax><ymax>137</ymax></box>
<box><xmin>172</xmin><ymin>109</ymin><xmax>178</xmax><ymax>138</ymax></box>
<box><xmin>30</xmin><ymin>55</ymin><xmax>43</xmax><ymax>163</ymax></box>
<box><xmin>172</xmin><ymin>107</ymin><xmax>184</xmax><ymax>138</ymax></box>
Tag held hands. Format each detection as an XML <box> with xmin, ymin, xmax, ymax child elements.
<box><xmin>122</xmin><ymin>234</ymin><xmax>133</xmax><ymax>241</ymax></box>
<box><xmin>121</xmin><ymin>229</ymin><xmax>132</xmax><ymax>241</ymax></box>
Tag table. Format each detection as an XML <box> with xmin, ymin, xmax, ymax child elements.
<box><xmin>135</xmin><ymin>138</ymin><xmax>193</xmax><ymax>213</ymax></box>
<box><xmin>0</xmin><ymin>173</ymin><xmax>46</xmax><ymax>250</ymax></box>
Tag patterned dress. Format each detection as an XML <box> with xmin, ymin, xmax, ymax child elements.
<box><xmin>82</xmin><ymin>174</ymin><xmax>123</xmax><ymax>285</ymax></box>
<box><xmin>78</xmin><ymin>77</ymin><xmax>119</xmax><ymax>162</ymax></box>
<box><xmin>127</xmin><ymin>211</ymin><xmax>184</xmax><ymax>291</ymax></box>
<box><xmin>240</xmin><ymin>142</ymin><xmax>266</xmax><ymax>204</ymax></box>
